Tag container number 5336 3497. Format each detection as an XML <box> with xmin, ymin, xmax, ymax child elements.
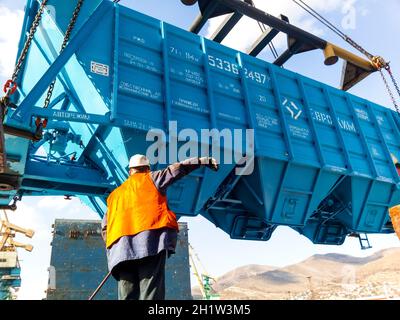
<box><xmin>208</xmin><ymin>55</ymin><xmax>268</xmax><ymax>84</ymax></box>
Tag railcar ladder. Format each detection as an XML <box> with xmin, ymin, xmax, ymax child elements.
<box><xmin>357</xmin><ymin>233</ymin><xmax>372</xmax><ymax>250</ymax></box>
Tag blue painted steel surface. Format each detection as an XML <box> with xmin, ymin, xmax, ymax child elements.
<box><xmin>0</xmin><ymin>269</ymin><xmax>21</xmax><ymax>299</ymax></box>
<box><xmin>1</xmin><ymin>0</ymin><xmax>399</xmax><ymax>245</ymax></box>
<box><xmin>0</xmin><ymin>252</ymin><xmax>21</xmax><ymax>300</ymax></box>
<box><xmin>46</xmin><ymin>220</ymin><xmax>192</xmax><ymax>300</ymax></box>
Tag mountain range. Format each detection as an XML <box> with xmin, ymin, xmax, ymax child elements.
<box><xmin>192</xmin><ymin>248</ymin><xmax>400</xmax><ymax>300</ymax></box>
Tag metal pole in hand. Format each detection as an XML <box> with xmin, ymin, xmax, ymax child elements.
<box><xmin>88</xmin><ymin>271</ymin><xmax>112</xmax><ymax>300</ymax></box>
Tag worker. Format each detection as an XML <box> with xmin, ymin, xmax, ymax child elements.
<box><xmin>101</xmin><ymin>155</ymin><xmax>219</xmax><ymax>300</ymax></box>
<box><xmin>390</xmin><ymin>154</ymin><xmax>400</xmax><ymax>240</ymax></box>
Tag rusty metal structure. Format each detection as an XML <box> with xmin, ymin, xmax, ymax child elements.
<box><xmin>46</xmin><ymin>220</ymin><xmax>192</xmax><ymax>300</ymax></box>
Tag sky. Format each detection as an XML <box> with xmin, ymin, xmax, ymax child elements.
<box><xmin>0</xmin><ymin>0</ymin><xmax>400</xmax><ymax>300</ymax></box>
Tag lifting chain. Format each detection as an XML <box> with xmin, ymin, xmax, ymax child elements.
<box><xmin>0</xmin><ymin>0</ymin><xmax>49</xmax><ymax>172</ymax></box>
<box><xmin>386</xmin><ymin>64</ymin><xmax>400</xmax><ymax>102</ymax></box>
<box><xmin>2</xmin><ymin>0</ymin><xmax>49</xmax><ymax>100</ymax></box>
<box><xmin>379</xmin><ymin>69</ymin><xmax>400</xmax><ymax>114</ymax></box>
<box><xmin>0</xmin><ymin>0</ymin><xmax>84</xmax><ymax>174</ymax></box>
<box><xmin>371</xmin><ymin>56</ymin><xmax>400</xmax><ymax>113</ymax></box>
<box><xmin>372</xmin><ymin>57</ymin><xmax>400</xmax><ymax>114</ymax></box>
<box><xmin>358</xmin><ymin>54</ymin><xmax>400</xmax><ymax>115</ymax></box>
<box><xmin>1</xmin><ymin>0</ymin><xmax>49</xmax><ymax>121</ymax></box>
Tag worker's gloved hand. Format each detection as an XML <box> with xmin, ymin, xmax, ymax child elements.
<box><xmin>199</xmin><ymin>157</ymin><xmax>219</xmax><ymax>171</ymax></box>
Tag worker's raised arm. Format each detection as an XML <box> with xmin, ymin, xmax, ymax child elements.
<box><xmin>151</xmin><ymin>157</ymin><xmax>218</xmax><ymax>194</ymax></box>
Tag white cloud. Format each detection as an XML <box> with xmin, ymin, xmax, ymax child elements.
<box><xmin>206</xmin><ymin>0</ymin><xmax>359</xmax><ymax>53</ymax></box>
<box><xmin>0</xmin><ymin>6</ymin><xmax>24</xmax><ymax>78</ymax></box>
<box><xmin>36</xmin><ymin>196</ymin><xmax>70</xmax><ymax>211</ymax></box>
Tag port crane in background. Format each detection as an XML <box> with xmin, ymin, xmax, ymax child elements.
<box><xmin>0</xmin><ymin>210</ymin><xmax>34</xmax><ymax>299</ymax></box>
<box><xmin>189</xmin><ymin>244</ymin><xmax>220</xmax><ymax>300</ymax></box>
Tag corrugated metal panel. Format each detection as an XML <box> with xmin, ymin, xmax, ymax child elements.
<box><xmin>46</xmin><ymin>219</ymin><xmax>191</xmax><ymax>300</ymax></box>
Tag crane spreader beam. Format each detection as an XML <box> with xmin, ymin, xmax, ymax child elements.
<box><xmin>184</xmin><ymin>0</ymin><xmax>377</xmax><ymax>90</ymax></box>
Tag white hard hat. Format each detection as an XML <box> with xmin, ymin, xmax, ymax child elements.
<box><xmin>129</xmin><ymin>154</ymin><xmax>150</xmax><ymax>168</ymax></box>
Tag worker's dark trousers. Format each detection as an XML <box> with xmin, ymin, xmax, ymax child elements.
<box><xmin>116</xmin><ymin>250</ymin><xmax>167</xmax><ymax>300</ymax></box>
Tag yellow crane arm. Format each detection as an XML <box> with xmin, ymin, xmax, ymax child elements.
<box><xmin>6</xmin><ymin>238</ymin><xmax>33</xmax><ymax>252</ymax></box>
<box><xmin>0</xmin><ymin>233</ymin><xmax>10</xmax><ymax>251</ymax></box>
<box><xmin>0</xmin><ymin>212</ymin><xmax>35</xmax><ymax>251</ymax></box>
<box><xmin>1</xmin><ymin>221</ymin><xmax>34</xmax><ymax>238</ymax></box>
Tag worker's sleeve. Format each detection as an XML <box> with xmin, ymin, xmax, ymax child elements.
<box><xmin>101</xmin><ymin>212</ymin><xmax>107</xmax><ymax>244</ymax></box>
<box><xmin>151</xmin><ymin>157</ymin><xmax>203</xmax><ymax>194</ymax></box>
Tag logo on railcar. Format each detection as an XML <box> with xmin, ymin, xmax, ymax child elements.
<box><xmin>282</xmin><ymin>98</ymin><xmax>303</xmax><ymax>120</ymax></box>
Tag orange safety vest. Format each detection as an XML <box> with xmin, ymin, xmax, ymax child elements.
<box><xmin>106</xmin><ymin>172</ymin><xmax>179</xmax><ymax>248</ymax></box>
<box><xmin>389</xmin><ymin>205</ymin><xmax>400</xmax><ymax>241</ymax></box>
